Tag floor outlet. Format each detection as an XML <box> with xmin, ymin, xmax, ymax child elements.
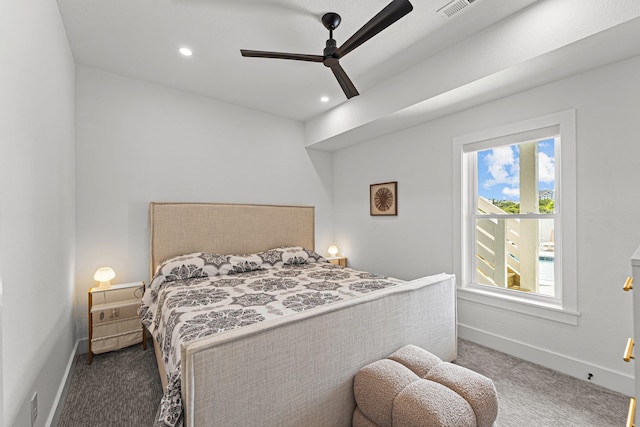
<box><xmin>31</xmin><ymin>392</ymin><xmax>37</xmax><ymax>426</ymax></box>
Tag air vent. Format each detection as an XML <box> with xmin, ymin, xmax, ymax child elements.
<box><xmin>437</xmin><ymin>0</ymin><xmax>477</xmax><ymax>18</ymax></box>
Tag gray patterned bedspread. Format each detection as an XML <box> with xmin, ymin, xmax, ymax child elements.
<box><xmin>138</xmin><ymin>247</ymin><xmax>403</xmax><ymax>427</ymax></box>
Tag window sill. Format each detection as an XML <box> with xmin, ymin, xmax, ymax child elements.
<box><xmin>457</xmin><ymin>287</ymin><xmax>580</xmax><ymax>325</ymax></box>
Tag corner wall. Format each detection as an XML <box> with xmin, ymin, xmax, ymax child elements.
<box><xmin>74</xmin><ymin>65</ymin><xmax>334</xmax><ymax>340</ymax></box>
<box><xmin>0</xmin><ymin>1</ymin><xmax>76</xmax><ymax>426</ymax></box>
<box><xmin>332</xmin><ymin>56</ymin><xmax>640</xmax><ymax>394</ymax></box>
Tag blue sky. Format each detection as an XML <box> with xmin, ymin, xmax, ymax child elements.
<box><xmin>477</xmin><ymin>138</ymin><xmax>555</xmax><ymax>201</ymax></box>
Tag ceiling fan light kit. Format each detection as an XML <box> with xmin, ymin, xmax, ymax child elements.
<box><xmin>241</xmin><ymin>0</ymin><xmax>414</xmax><ymax>99</ymax></box>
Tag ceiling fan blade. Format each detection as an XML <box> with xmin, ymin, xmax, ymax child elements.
<box><xmin>240</xmin><ymin>50</ymin><xmax>323</xmax><ymax>63</ymax></box>
<box><xmin>330</xmin><ymin>64</ymin><xmax>359</xmax><ymax>99</ymax></box>
<box><xmin>335</xmin><ymin>0</ymin><xmax>413</xmax><ymax>58</ymax></box>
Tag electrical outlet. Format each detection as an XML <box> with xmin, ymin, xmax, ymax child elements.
<box><xmin>30</xmin><ymin>392</ymin><xmax>38</xmax><ymax>426</ymax></box>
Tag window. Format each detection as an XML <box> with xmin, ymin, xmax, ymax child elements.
<box><xmin>474</xmin><ymin>139</ymin><xmax>556</xmax><ymax>296</ymax></box>
<box><xmin>453</xmin><ymin>110</ymin><xmax>578</xmax><ymax>324</ymax></box>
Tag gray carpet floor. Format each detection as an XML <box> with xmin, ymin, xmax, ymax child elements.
<box><xmin>57</xmin><ymin>342</ymin><xmax>162</xmax><ymax>427</ymax></box>
<box><xmin>454</xmin><ymin>339</ymin><xmax>629</xmax><ymax>426</ymax></box>
<box><xmin>57</xmin><ymin>338</ymin><xmax>629</xmax><ymax>426</ymax></box>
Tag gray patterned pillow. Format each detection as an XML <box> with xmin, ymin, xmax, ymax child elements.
<box><xmin>270</xmin><ymin>246</ymin><xmax>328</xmax><ymax>265</ymax></box>
<box><xmin>150</xmin><ymin>253</ymin><xmax>211</xmax><ymax>290</ymax></box>
<box><xmin>154</xmin><ymin>253</ymin><xmax>208</xmax><ymax>281</ymax></box>
<box><xmin>227</xmin><ymin>253</ymin><xmax>264</xmax><ymax>274</ymax></box>
<box><xmin>151</xmin><ymin>252</ymin><xmax>265</xmax><ymax>288</ymax></box>
<box><xmin>151</xmin><ymin>248</ymin><xmax>326</xmax><ymax>290</ymax></box>
<box><xmin>257</xmin><ymin>249</ymin><xmax>284</xmax><ymax>267</ymax></box>
<box><xmin>302</xmin><ymin>248</ymin><xmax>328</xmax><ymax>264</ymax></box>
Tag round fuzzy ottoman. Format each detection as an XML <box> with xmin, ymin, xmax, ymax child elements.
<box><xmin>353</xmin><ymin>345</ymin><xmax>498</xmax><ymax>427</ymax></box>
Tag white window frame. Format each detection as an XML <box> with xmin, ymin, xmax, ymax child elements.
<box><xmin>453</xmin><ymin>110</ymin><xmax>579</xmax><ymax>325</ymax></box>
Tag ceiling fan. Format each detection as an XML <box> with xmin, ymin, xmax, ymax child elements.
<box><xmin>240</xmin><ymin>0</ymin><xmax>414</xmax><ymax>99</ymax></box>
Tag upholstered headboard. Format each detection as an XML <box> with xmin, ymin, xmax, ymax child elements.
<box><xmin>149</xmin><ymin>202</ymin><xmax>315</xmax><ymax>278</ymax></box>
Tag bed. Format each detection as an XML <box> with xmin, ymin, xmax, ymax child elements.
<box><xmin>142</xmin><ymin>202</ymin><xmax>457</xmax><ymax>427</ymax></box>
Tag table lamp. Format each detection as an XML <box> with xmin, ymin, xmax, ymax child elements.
<box><xmin>94</xmin><ymin>267</ymin><xmax>116</xmax><ymax>290</ymax></box>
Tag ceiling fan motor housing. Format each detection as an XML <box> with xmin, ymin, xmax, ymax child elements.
<box><xmin>323</xmin><ymin>39</ymin><xmax>339</xmax><ymax>67</ymax></box>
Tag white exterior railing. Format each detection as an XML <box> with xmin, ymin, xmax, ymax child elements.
<box><xmin>476</xmin><ymin>197</ymin><xmax>521</xmax><ymax>288</ymax></box>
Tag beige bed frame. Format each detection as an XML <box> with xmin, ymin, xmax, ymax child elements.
<box><xmin>148</xmin><ymin>202</ymin><xmax>457</xmax><ymax>427</ymax></box>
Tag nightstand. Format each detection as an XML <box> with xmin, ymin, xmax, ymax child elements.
<box><xmin>88</xmin><ymin>281</ymin><xmax>146</xmax><ymax>364</ymax></box>
<box><xmin>327</xmin><ymin>256</ymin><xmax>348</xmax><ymax>267</ymax></box>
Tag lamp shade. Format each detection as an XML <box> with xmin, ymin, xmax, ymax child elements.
<box><xmin>94</xmin><ymin>267</ymin><xmax>116</xmax><ymax>289</ymax></box>
<box><xmin>328</xmin><ymin>245</ymin><xmax>339</xmax><ymax>257</ymax></box>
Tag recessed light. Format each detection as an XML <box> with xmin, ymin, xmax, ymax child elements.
<box><xmin>320</xmin><ymin>96</ymin><xmax>329</xmax><ymax>103</ymax></box>
<box><xmin>178</xmin><ymin>47</ymin><xmax>193</xmax><ymax>57</ymax></box>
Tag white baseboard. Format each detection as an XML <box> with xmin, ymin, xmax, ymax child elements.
<box><xmin>458</xmin><ymin>323</ymin><xmax>634</xmax><ymax>396</ymax></box>
<box><xmin>46</xmin><ymin>339</ymin><xmax>81</xmax><ymax>427</ymax></box>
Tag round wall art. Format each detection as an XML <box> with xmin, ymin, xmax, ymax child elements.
<box><xmin>370</xmin><ymin>181</ymin><xmax>397</xmax><ymax>216</ymax></box>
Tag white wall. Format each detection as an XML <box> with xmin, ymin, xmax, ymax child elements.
<box><xmin>74</xmin><ymin>65</ymin><xmax>334</xmax><ymax>339</ymax></box>
<box><xmin>0</xmin><ymin>1</ymin><xmax>76</xmax><ymax>426</ymax></box>
<box><xmin>332</xmin><ymin>56</ymin><xmax>640</xmax><ymax>394</ymax></box>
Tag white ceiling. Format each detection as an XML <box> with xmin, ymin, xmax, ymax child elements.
<box><xmin>57</xmin><ymin>0</ymin><xmax>539</xmax><ymax>122</ymax></box>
